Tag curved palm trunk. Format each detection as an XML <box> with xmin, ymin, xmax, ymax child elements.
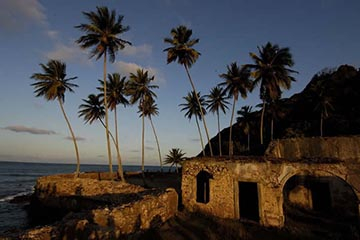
<box><xmin>149</xmin><ymin>117</ymin><xmax>163</xmax><ymax>171</ymax></box>
<box><xmin>58</xmin><ymin>98</ymin><xmax>80</xmax><ymax>177</ymax></box>
<box><xmin>184</xmin><ymin>65</ymin><xmax>213</xmax><ymax>156</ymax></box>
<box><xmin>195</xmin><ymin>115</ymin><xmax>205</xmax><ymax>156</ymax></box>
<box><xmin>113</xmin><ymin>107</ymin><xmax>125</xmax><ymax>180</ymax></box>
<box><xmin>103</xmin><ymin>52</ymin><xmax>113</xmax><ymax>179</ymax></box>
<box><xmin>217</xmin><ymin>109</ymin><xmax>222</xmax><ymax>156</ymax></box>
<box><xmin>141</xmin><ymin>112</ymin><xmax>145</xmax><ymax>177</ymax></box>
<box><xmin>260</xmin><ymin>101</ymin><xmax>266</xmax><ymax>145</ymax></box>
<box><xmin>99</xmin><ymin>119</ymin><xmax>125</xmax><ymax>182</ymax></box>
<box><xmin>229</xmin><ymin>97</ymin><xmax>236</xmax><ymax>157</ymax></box>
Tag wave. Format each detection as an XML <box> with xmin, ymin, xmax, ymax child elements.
<box><xmin>0</xmin><ymin>190</ymin><xmax>34</xmax><ymax>202</ymax></box>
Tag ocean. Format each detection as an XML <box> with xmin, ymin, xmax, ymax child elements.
<box><xmin>0</xmin><ymin>161</ymin><xmax>167</xmax><ymax>234</ymax></box>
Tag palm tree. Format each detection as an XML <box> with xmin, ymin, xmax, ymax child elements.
<box><xmin>78</xmin><ymin>94</ymin><xmax>125</xmax><ymax>182</ymax></box>
<box><xmin>76</xmin><ymin>6</ymin><xmax>131</xmax><ymax>178</ymax></box>
<box><xmin>205</xmin><ymin>86</ymin><xmax>229</xmax><ymax>156</ymax></box>
<box><xmin>164</xmin><ymin>25</ymin><xmax>213</xmax><ymax>156</ymax></box>
<box><xmin>314</xmin><ymin>92</ymin><xmax>334</xmax><ymax>137</ymax></box>
<box><xmin>164</xmin><ymin>148</ymin><xmax>186</xmax><ymax>173</ymax></box>
<box><xmin>126</xmin><ymin>69</ymin><xmax>158</xmax><ymax>176</ymax></box>
<box><xmin>237</xmin><ymin>106</ymin><xmax>253</xmax><ymax>151</ymax></box>
<box><xmin>31</xmin><ymin>60</ymin><xmax>80</xmax><ymax>177</ymax></box>
<box><xmin>98</xmin><ymin>73</ymin><xmax>129</xmax><ymax>178</ymax></box>
<box><xmin>246</xmin><ymin>42</ymin><xmax>297</xmax><ymax>145</ymax></box>
<box><xmin>219</xmin><ymin>63</ymin><xmax>252</xmax><ymax>157</ymax></box>
<box><xmin>139</xmin><ymin>97</ymin><xmax>163</xmax><ymax>171</ymax></box>
<box><xmin>180</xmin><ymin>91</ymin><xmax>207</xmax><ymax>156</ymax></box>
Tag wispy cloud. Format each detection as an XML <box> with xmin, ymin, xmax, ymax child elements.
<box><xmin>2</xmin><ymin>125</ymin><xmax>56</xmax><ymax>135</ymax></box>
<box><xmin>0</xmin><ymin>0</ymin><xmax>47</xmax><ymax>32</ymax></box>
<box><xmin>190</xmin><ymin>138</ymin><xmax>200</xmax><ymax>142</ymax></box>
<box><xmin>64</xmin><ymin>136</ymin><xmax>86</xmax><ymax>141</ymax></box>
<box><xmin>44</xmin><ymin>42</ymin><xmax>90</xmax><ymax>64</ymax></box>
<box><xmin>145</xmin><ymin>146</ymin><xmax>155</xmax><ymax>151</ymax></box>
<box><xmin>46</xmin><ymin>30</ymin><xmax>59</xmax><ymax>40</ymax></box>
<box><xmin>122</xmin><ymin>44</ymin><xmax>152</xmax><ymax>58</ymax></box>
<box><xmin>114</xmin><ymin>61</ymin><xmax>165</xmax><ymax>85</ymax></box>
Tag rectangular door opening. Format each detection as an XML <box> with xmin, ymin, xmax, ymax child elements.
<box><xmin>239</xmin><ymin>181</ymin><xmax>259</xmax><ymax>222</ymax></box>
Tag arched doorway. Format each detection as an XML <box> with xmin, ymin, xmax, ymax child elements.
<box><xmin>196</xmin><ymin>170</ymin><xmax>213</xmax><ymax>204</ymax></box>
<box><xmin>282</xmin><ymin>174</ymin><xmax>359</xmax><ymax>237</ymax></box>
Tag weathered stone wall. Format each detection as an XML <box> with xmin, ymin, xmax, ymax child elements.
<box><xmin>182</xmin><ymin>156</ymin><xmax>358</xmax><ymax>228</ymax></box>
<box><xmin>265</xmin><ymin>136</ymin><xmax>360</xmax><ymax>161</ymax></box>
<box><xmin>25</xmin><ymin>174</ymin><xmax>178</xmax><ymax>238</ymax></box>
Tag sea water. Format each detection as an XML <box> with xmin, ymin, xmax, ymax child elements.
<box><xmin>0</xmin><ymin>161</ymin><xmax>167</xmax><ymax>233</ymax></box>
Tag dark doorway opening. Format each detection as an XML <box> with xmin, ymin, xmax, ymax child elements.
<box><xmin>239</xmin><ymin>182</ymin><xmax>259</xmax><ymax>222</ymax></box>
<box><xmin>196</xmin><ymin>171</ymin><xmax>212</xmax><ymax>203</ymax></box>
<box><xmin>311</xmin><ymin>181</ymin><xmax>331</xmax><ymax>214</ymax></box>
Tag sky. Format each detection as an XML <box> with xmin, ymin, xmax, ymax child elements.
<box><xmin>0</xmin><ymin>0</ymin><xmax>359</xmax><ymax>166</ymax></box>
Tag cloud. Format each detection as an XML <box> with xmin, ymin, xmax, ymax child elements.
<box><xmin>122</xmin><ymin>44</ymin><xmax>152</xmax><ymax>58</ymax></box>
<box><xmin>2</xmin><ymin>125</ymin><xmax>56</xmax><ymax>135</ymax></box>
<box><xmin>114</xmin><ymin>61</ymin><xmax>165</xmax><ymax>85</ymax></box>
<box><xmin>64</xmin><ymin>136</ymin><xmax>86</xmax><ymax>141</ymax></box>
<box><xmin>44</xmin><ymin>42</ymin><xmax>90</xmax><ymax>64</ymax></box>
<box><xmin>145</xmin><ymin>146</ymin><xmax>155</xmax><ymax>151</ymax></box>
<box><xmin>129</xmin><ymin>149</ymin><xmax>140</xmax><ymax>153</ymax></box>
<box><xmin>0</xmin><ymin>0</ymin><xmax>47</xmax><ymax>31</ymax></box>
<box><xmin>46</xmin><ymin>30</ymin><xmax>59</xmax><ymax>40</ymax></box>
<box><xmin>190</xmin><ymin>138</ymin><xmax>200</xmax><ymax>142</ymax></box>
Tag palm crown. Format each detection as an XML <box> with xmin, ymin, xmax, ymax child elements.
<box><xmin>31</xmin><ymin>60</ymin><xmax>78</xmax><ymax>102</ymax></box>
<box><xmin>78</xmin><ymin>94</ymin><xmax>105</xmax><ymax>124</ymax></box>
<box><xmin>206</xmin><ymin>86</ymin><xmax>229</xmax><ymax>114</ymax></box>
<box><xmin>98</xmin><ymin>73</ymin><xmax>129</xmax><ymax>110</ymax></box>
<box><xmin>75</xmin><ymin>6</ymin><xmax>131</xmax><ymax>62</ymax></box>
<box><xmin>164</xmin><ymin>25</ymin><xmax>201</xmax><ymax>68</ymax></box>
<box><xmin>248</xmin><ymin>42</ymin><xmax>297</xmax><ymax>101</ymax></box>
<box><xmin>126</xmin><ymin>69</ymin><xmax>158</xmax><ymax>105</ymax></box>
<box><xmin>180</xmin><ymin>91</ymin><xmax>207</xmax><ymax>121</ymax></box>
<box><xmin>139</xmin><ymin>96</ymin><xmax>159</xmax><ymax>118</ymax></box>
<box><xmin>164</xmin><ymin>148</ymin><xmax>186</xmax><ymax>168</ymax></box>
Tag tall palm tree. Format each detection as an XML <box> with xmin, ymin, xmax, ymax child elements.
<box><xmin>314</xmin><ymin>92</ymin><xmax>334</xmax><ymax>137</ymax></box>
<box><xmin>138</xmin><ymin>97</ymin><xmax>163</xmax><ymax>171</ymax></box>
<box><xmin>205</xmin><ymin>86</ymin><xmax>229</xmax><ymax>156</ymax></box>
<box><xmin>164</xmin><ymin>25</ymin><xmax>213</xmax><ymax>156</ymax></box>
<box><xmin>237</xmin><ymin>106</ymin><xmax>253</xmax><ymax>151</ymax></box>
<box><xmin>246</xmin><ymin>42</ymin><xmax>297</xmax><ymax>145</ymax></box>
<box><xmin>78</xmin><ymin>94</ymin><xmax>125</xmax><ymax>182</ymax></box>
<box><xmin>126</xmin><ymin>69</ymin><xmax>158</xmax><ymax>176</ymax></box>
<box><xmin>98</xmin><ymin>73</ymin><xmax>129</xmax><ymax>177</ymax></box>
<box><xmin>180</xmin><ymin>91</ymin><xmax>207</xmax><ymax>156</ymax></box>
<box><xmin>76</xmin><ymin>6</ymin><xmax>131</xmax><ymax>178</ymax></box>
<box><xmin>164</xmin><ymin>148</ymin><xmax>186</xmax><ymax>173</ymax></box>
<box><xmin>219</xmin><ymin>62</ymin><xmax>252</xmax><ymax>157</ymax></box>
<box><xmin>31</xmin><ymin>60</ymin><xmax>80</xmax><ymax>177</ymax></box>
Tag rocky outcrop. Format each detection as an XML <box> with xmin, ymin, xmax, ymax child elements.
<box><xmin>22</xmin><ymin>173</ymin><xmax>178</xmax><ymax>239</ymax></box>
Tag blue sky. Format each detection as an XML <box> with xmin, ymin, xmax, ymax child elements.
<box><xmin>0</xmin><ymin>0</ymin><xmax>359</xmax><ymax>166</ymax></box>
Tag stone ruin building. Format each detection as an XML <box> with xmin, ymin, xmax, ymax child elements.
<box><xmin>181</xmin><ymin>136</ymin><xmax>360</xmax><ymax>227</ymax></box>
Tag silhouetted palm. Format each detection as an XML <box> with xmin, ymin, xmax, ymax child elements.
<box><xmin>219</xmin><ymin>62</ymin><xmax>252</xmax><ymax>157</ymax></box>
<box><xmin>126</xmin><ymin>69</ymin><xmax>158</xmax><ymax>175</ymax></box>
<box><xmin>139</xmin><ymin>97</ymin><xmax>163</xmax><ymax>171</ymax></box>
<box><xmin>237</xmin><ymin>106</ymin><xmax>253</xmax><ymax>151</ymax></box>
<box><xmin>164</xmin><ymin>148</ymin><xmax>186</xmax><ymax>173</ymax></box>
<box><xmin>246</xmin><ymin>42</ymin><xmax>297</xmax><ymax>144</ymax></box>
<box><xmin>98</xmin><ymin>73</ymin><xmax>128</xmax><ymax>179</ymax></box>
<box><xmin>76</xmin><ymin>6</ymin><xmax>131</xmax><ymax>178</ymax></box>
<box><xmin>78</xmin><ymin>94</ymin><xmax>125</xmax><ymax>181</ymax></box>
<box><xmin>31</xmin><ymin>60</ymin><xmax>80</xmax><ymax>176</ymax></box>
<box><xmin>314</xmin><ymin>92</ymin><xmax>334</xmax><ymax>137</ymax></box>
<box><xmin>206</xmin><ymin>86</ymin><xmax>229</xmax><ymax>156</ymax></box>
<box><xmin>164</xmin><ymin>25</ymin><xmax>213</xmax><ymax>156</ymax></box>
<box><xmin>180</xmin><ymin>91</ymin><xmax>207</xmax><ymax>156</ymax></box>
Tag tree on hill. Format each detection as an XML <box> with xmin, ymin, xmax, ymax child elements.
<box><xmin>219</xmin><ymin>62</ymin><xmax>252</xmax><ymax>157</ymax></box>
<box><xmin>164</xmin><ymin>25</ymin><xmax>213</xmax><ymax>156</ymax></box>
<box><xmin>180</xmin><ymin>91</ymin><xmax>207</xmax><ymax>156</ymax></box>
<box><xmin>76</xmin><ymin>6</ymin><xmax>131</xmax><ymax>179</ymax></box>
<box><xmin>206</xmin><ymin>86</ymin><xmax>229</xmax><ymax>156</ymax></box>
<box><xmin>237</xmin><ymin>106</ymin><xmax>253</xmax><ymax>151</ymax></box>
<box><xmin>31</xmin><ymin>60</ymin><xmax>80</xmax><ymax>177</ymax></box>
<box><xmin>246</xmin><ymin>42</ymin><xmax>297</xmax><ymax>145</ymax></box>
